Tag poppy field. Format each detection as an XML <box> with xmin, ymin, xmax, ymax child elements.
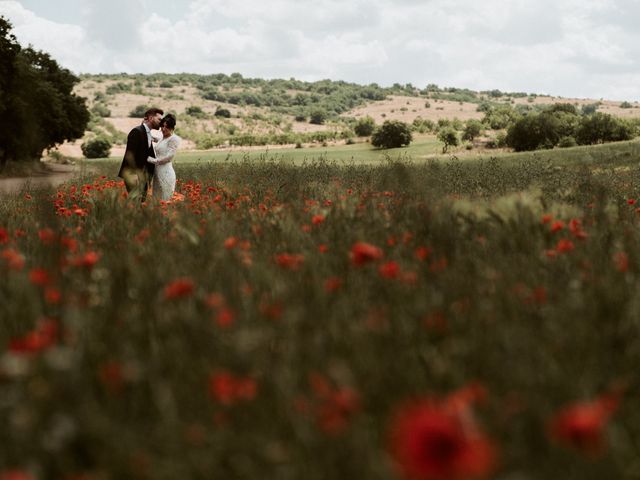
<box><xmin>3</xmin><ymin>151</ymin><xmax>640</xmax><ymax>479</ymax></box>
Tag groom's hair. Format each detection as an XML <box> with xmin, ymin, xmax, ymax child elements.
<box><xmin>144</xmin><ymin>107</ymin><xmax>164</xmax><ymax>119</ymax></box>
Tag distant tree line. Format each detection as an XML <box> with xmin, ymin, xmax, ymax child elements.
<box><xmin>0</xmin><ymin>17</ymin><xmax>89</xmax><ymax>166</ymax></box>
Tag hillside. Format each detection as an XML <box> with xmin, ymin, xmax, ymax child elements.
<box><xmin>59</xmin><ymin>73</ymin><xmax>640</xmax><ymax>158</ymax></box>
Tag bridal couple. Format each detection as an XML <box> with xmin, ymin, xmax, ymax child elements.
<box><xmin>117</xmin><ymin>108</ymin><xmax>181</xmax><ymax>201</ymax></box>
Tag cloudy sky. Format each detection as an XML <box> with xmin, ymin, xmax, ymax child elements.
<box><xmin>2</xmin><ymin>0</ymin><xmax>640</xmax><ymax>101</ymax></box>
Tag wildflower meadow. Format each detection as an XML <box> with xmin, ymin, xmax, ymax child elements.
<box><xmin>3</xmin><ymin>148</ymin><xmax>640</xmax><ymax>479</ymax></box>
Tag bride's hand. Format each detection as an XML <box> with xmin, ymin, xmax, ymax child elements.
<box><xmin>147</xmin><ymin>156</ymin><xmax>157</xmax><ymax>164</ymax></box>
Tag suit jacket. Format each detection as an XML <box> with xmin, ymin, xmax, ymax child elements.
<box><xmin>118</xmin><ymin>124</ymin><xmax>156</xmax><ymax>178</ymax></box>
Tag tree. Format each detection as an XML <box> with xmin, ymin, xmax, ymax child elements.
<box><xmin>371</xmin><ymin>120</ymin><xmax>412</xmax><ymax>148</ymax></box>
<box><xmin>437</xmin><ymin>127</ymin><xmax>459</xmax><ymax>153</ymax></box>
<box><xmin>353</xmin><ymin>116</ymin><xmax>376</xmax><ymax>137</ymax></box>
<box><xmin>0</xmin><ymin>17</ymin><xmax>89</xmax><ymax>166</ymax></box>
<box><xmin>81</xmin><ymin>137</ymin><xmax>112</xmax><ymax>158</ymax></box>
<box><xmin>575</xmin><ymin>113</ymin><xmax>634</xmax><ymax>145</ymax></box>
<box><xmin>309</xmin><ymin>109</ymin><xmax>327</xmax><ymax>125</ymax></box>
<box><xmin>462</xmin><ymin>120</ymin><xmax>483</xmax><ymax>142</ymax></box>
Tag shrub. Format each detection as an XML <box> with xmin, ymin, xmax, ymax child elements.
<box><xmin>437</xmin><ymin>127</ymin><xmax>459</xmax><ymax>153</ymax></box>
<box><xmin>353</xmin><ymin>116</ymin><xmax>376</xmax><ymax>137</ymax></box>
<box><xmin>81</xmin><ymin>137</ymin><xmax>112</xmax><ymax>159</ymax></box>
<box><xmin>620</xmin><ymin>101</ymin><xmax>633</xmax><ymax>109</ymax></box>
<box><xmin>214</xmin><ymin>107</ymin><xmax>231</xmax><ymax>118</ymax></box>
<box><xmin>309</xmin><ymin>110</ymin><xmax>327</xmax><ymax>125</ymax></box>
<box><xmin>129</xmin><ymin>104</ymin><xmax>150</xmax><ymax>118</ymax></box>
<box><xmin>462</xmin><ymin>120</ymin><xmax>483</xmax><ymax>142</ymax></box>
<box><xmin>558</xmin><ymin>136</ymin><xmax>578</xmax><ymax>148</ymax></box>
<box><xmin>576</xmin><ymin>113</ymin><xmax>634</xmax><ymax>145</ymax></box>
<box><xmin>371</xmin><ymin>120</ymin><xmax>412</xmax><ymax>148</ymax></box>
<box><xmin>186</xmin><ymin>106</ymin><xmax>207</xmax><ymax>118</ymax></box>
<box><xmin>91</xmin><ymin>103</ymin><xmax>111</xmax><ymax>118</ymax></box>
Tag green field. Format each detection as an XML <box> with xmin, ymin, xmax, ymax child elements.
<box><xmin>3</xmin><ymin>143</ymin><xmax>640</xmax><ymax>479</ymax></box>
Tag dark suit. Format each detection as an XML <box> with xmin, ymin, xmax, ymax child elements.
<box><xmin>118</xmin><ymin>124</ymin><xmax>156</xmax><ymax>200</ymax></box>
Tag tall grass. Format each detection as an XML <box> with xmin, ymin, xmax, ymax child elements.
<box><xmin>2</xmin><ymin>153</ymin><xmax>640</xmax><ymax>479</ymax></box>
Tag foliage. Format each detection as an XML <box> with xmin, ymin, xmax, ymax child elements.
<box><xmin>214</xmin><ymin>107</ymin><xmax>231</xmax><ymax>118</ymax></box>
<box><xmin>575</xmin><ymin>113</ymin><xmax>635</xmax><ymax>145</ymax></box>
<box><xmin>0</xmin><ymin>17</ymin><xmax>89</xmax><ymax>166</ymax></box>
<box><xmin>309</xmin><ymin>109</ymin><xmax>328</xmax><ymax>125</ymax></box>
<box><xmin>186</xmin><ymin>106</ymin><xmax>207</xmax><ymax>118</ymax></box>
<box><xmin>437</xmin><ymin>127</ymin><xmax>460</xmax><ymax>152</ymax></box>
<box><xmin>80</xmin><ymin>137</ymin><xmax>112</xmax><ymax>158</ymax></box>
<box><xmin>91</xmin><ymin>103</ymin><xmax>111</xmax><ymax>118</ymax></box>
<box><xmin>462</xmin><ymin>119</ymin><xmax>483</xmax><ymax>142</ymax></box>
<box><xmin>129</xmin><ymin>104</ymin><xmax>150</xmax><ymax>118</ymax></box>
<box><xmin>371</xmin><ymin>120</ymin><xmax>413</xmax><ymax>148</ymax></box>
<box><xmin>620</xmin><ymin>101</ymin><xmax>633</xmax><ymax>109</ymax></box>
<box><xmin>353</xmin><ymin>116</ymin><xmax>376</xmax><ymax>137</ymax></box>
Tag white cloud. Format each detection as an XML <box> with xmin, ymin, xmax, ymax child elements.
<box><xmin>2</xmin><ymin>0</ymin><xmax>640</xmax><ymax>100</ymax></box>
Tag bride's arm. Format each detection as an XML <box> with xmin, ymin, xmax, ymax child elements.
<box><xmin>148</xmin><ymin>137</ymin><xmax>181</xmax><ymax>165</ymax></box>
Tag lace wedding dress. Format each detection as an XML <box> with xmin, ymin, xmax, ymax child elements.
<box><xmin>148</xmin><ymin>134</ymin><xmax>181</xmax><ymax>201</ymax></box>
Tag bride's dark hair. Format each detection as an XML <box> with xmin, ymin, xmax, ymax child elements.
<box><xmin>161</xmin><ymin>113</ymin><xmax>176</xmax><ymax>129</ymax></box>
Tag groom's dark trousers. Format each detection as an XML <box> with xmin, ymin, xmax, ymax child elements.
<box><xmin>118</xmin><ymin>124</ymin><xmax>156</xmax><ymax>201</ymax></box>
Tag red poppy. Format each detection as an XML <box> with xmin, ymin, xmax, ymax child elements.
<box><xmin>311</xmin><ymin>214</ymin><xmax>325</xmax><ymax>225</ymax></box>
<box><xmin>548</xmin><ymin>393</ymin><xmax>620</xmax><ymax>456</ymax></box>
<box><xmin>9</xmin><ymin>318</ymin><xmax>59</xmax><ymax>354</ymax></box>
<box><xmin>350</xmin><ymin>242</ymin><xmax>384</xmax><ymax>266</ymax></box>
<box><xmin>29</xmin><ymin>268</ymin><xmax>51</xmax><ymax>287</ymax></box>
<box><xmin>415</xmin><ymin>246</ymin><xmax>432</xmax><ymax>261</ymax></box>
<box><xmin>38</xmin><ymin>228</ymin><xmax>56</xmax><ymax>245</ymax></box>
<box><xmin>614</xmin><ymin>252</ymin><xmax>629</xmax><ymax>272</ymax></box>
<box><xmin>556</xmin><ymin>239</ymin><xmax>575</xmax><ymax>253</ymax></box>
<box><xmin>0</xmin><ymin>470</ymin><xmax>35</xmax><ymax>480</ymax></box>
<box><xmin>163</xmin><ymin>277</ymin><xmax>195</xmax><ymax>300</ymax></box>
<box><xmin>72</xmin><ymin>251</ymin><xmax>100</xmax><ymax>269</ymax></box>
<box><xmin>208</xmin><ymin>371</ymin><xmax>258</xmax><ymax>406</ymax></box>
<box><xmin>44</xmin><ymin>287</ymin><xmax>62</xmax><ymax>305</ymax></box>
<box><xmin>324</xmin><ymin>277</ymin><xmax>343</xmax><ymax>293</ymax></box>
<box><xmin>0</xmin><ymin>228</ymin><xmax>9</xmax><ymax>245</ymax></box>
<box><xmin>388</xmin><ymin>399</ymin><xmax>496</xmax><ymax>480</ymax></box>
<box><xmin>275</xmin><ymin>253</ymin><xmax>305</xmax><ymax>271</ymax></box>
<box><xmin>1</xmin><ymin>248</ymin><xmax>25</xmax><ymax>271</ymax></box>
<box><xmin>215</xmin><ymin>308</ymin><xmax>235</xmax><ymax>328</ymax></box>
<box><xmin>550</xmin><ymin>220</ymin><xmax>565</xmax><ymax>233</ymax></box>
<box><xmin>379</xmin><ymin>261</ymin><xmax>401</xmax><ymax>279</ymax></box>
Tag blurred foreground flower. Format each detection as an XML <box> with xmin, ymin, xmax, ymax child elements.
<box><xmin>350</xmin><ymin>242</ymin><xmax>384</xmax><ymax>266</ymax></box>
<box><xmin>548</xmin><ymin>393</ymin><xmax>620</xmax><ymax>457</ymax></box>
<box><xmin>388</xmin><ymin>389</ymin><xmax>496</xmax><ymax>480</ymax></box>
<box><xmin>163</xmin><ymin>277</ymin><xmax>195</xmax><ymax>300</ymax></box>
<box><xmin>9</xmin><ymin>318</ymin><xmax>59</xmax><ymax>355</ymax></box>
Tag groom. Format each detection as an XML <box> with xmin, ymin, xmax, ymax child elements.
<box><xmin>118</xmin><ymin>107</ymin><xmax>164</xmax><ymax>201</ymax></box>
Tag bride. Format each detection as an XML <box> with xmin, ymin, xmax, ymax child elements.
<box><xmin>148</xmin><ymin>113</ymin><xmax>181</xmax><ymax>201</ymax></box>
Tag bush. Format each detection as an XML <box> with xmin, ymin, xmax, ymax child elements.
<box><xmin>576</xmin><ymin>113</ymin><xmax>634</xmax><ymax>145</ymax></box>
<box><xmin>437</xmin><ymin>127</ymin><xmax>460</xmax><ymax>153</ymax></box>
<box><xmin>462</xmin><ymin>120</ymin><xmax>483</xmax><ymax>142</ymax></box>
<box><xmin>371</xmin><ymin>120</ymin><xmax>412</xmax><ymax>148</ymax></box>
<box><xmin>309</xmin><ymin>110</ymin><xmax>327</xmax><ymax>125</ymax></box>
<box><xmin>353</xmin><ymin>116</ymin><xmax>376</xmax><ymax>137</ymax></box>
<box><xmin>186</xmin><ymin>106</ymin><xmax>207</xmax><ymax>118</ymax></box>
<box><xmin>214</xmin><ymin>107</ymin><xmax>231</xmax><ymax>118</ymax></box>
<box><xmin>620</xmin><ymin>101</ymin><xmax>633</xmax><ymax>109</ymax></box>
<box><xmin>558</xmin><ymin>136</ymin><xmax>578</xmax><ymax>148</ymax></box>
<box><xmin>129</xmin><ymin>104</ymin><xmax>150</xmax><ymax>118</ymax></box>
<box><xmin>81</xmin><ymin>137</ymin><xmax>112</xmax><ymax>159</ymax></box>
<box><xmin>91</xmin><ymin>103</ymin><xmax>111</xmax><ymax>118</ymax></box>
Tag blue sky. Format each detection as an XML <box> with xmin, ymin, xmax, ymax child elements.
<box><xmin>2</xmin><ymin>0</ymin><xmax>640</xmax><ymax>101</ymax></box>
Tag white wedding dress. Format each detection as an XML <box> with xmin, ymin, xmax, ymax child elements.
<box><xmin>148</xmin><ymin>134</ymin><xmax>181</xmax><ymax>201</ymax></box>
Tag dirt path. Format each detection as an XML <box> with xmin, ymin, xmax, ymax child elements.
<box><xmin>0</xmin><ymin>163</ymin><xmax>81</xmax><ymax>195</ymax></box>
